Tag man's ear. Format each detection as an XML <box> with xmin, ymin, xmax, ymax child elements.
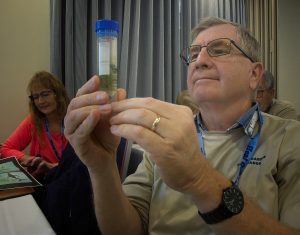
<box><xmin>249</xmin><ymin>62</ymin><xmax>264</xmax><ymax>90</ymax></box>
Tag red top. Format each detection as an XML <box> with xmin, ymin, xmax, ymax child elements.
<box><xmin>0</xmin><ymin>115</ymin><xmax>67</xmax><ymax>163</ymax></box>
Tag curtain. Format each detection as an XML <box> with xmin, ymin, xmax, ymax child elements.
<box><xmin>50</xmin><ymin>0</ymin><xmax>123</xmax><ymax>98</ymax></box>
<box><xmin>180</xmin><ymin>0</ymin><xmax>246</xmax><ymax>91</ymax></box>
<box><xmin>246</xmin><ymin>0</ymin><xmax>277</xmax><ymax>85</ymax></box>
<box><xmin>50</xmin><ymin>0</ymin><xmax>247</xmax><ymax>102</ymax></box>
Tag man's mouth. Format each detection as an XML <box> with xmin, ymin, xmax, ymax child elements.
<box><xmin>193</xmin><ymin>76</ymin><xmax>217</xmax><ymax>84</ymax></box>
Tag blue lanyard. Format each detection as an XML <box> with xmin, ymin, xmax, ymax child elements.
<box><xmin>44</xmin><ymin>118</ymin><xmax>65</xmax><ymax>161</ymax></box>
<box><xmin>195</xmin><ymin>107</ymin><xmax>263</xmax><ymax>186</ymax></box>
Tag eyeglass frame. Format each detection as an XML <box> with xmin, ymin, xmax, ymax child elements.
<box><xmin>29</xmin><ymin>89</ymin><xmax>55</xmax><ymax>101</ymax></box>
<box><xmin>180</xmin><ymin>37</ymin><xmax>254</xmax><ymax>66</ymax></box>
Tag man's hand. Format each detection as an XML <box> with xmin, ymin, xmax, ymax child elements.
<box><xmin>109</xmin><ymin>97</ymin><xmax>208</xmax><ymax>194</ymax></box>
<box><xmin>64</xmin><ymin>75</ymin><xmax>126</xmax><ymax>172</ymax></box>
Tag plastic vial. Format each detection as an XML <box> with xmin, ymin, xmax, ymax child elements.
<box><xmin>95</xmin><ymin>19</ymin><xmax>119</xmax><ymax>100</ymax></box>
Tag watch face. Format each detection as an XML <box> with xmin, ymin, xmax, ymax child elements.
<box><xmin>223</xmin><ymin>186</ymin><xmax>244</xmax><ymax>214</ymax></box>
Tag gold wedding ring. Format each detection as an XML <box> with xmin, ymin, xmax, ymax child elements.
<box><xmin>151</xmin><ymin>115</ymin><xmax>161</xmax><ymax>131</ymax></box>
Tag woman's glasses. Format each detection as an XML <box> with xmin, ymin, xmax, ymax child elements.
<box><xmin>180</xmin><ymin>38</ymin><xmax>254</xmax><ymax>65</ymax></box>
<box><xmin>29</xmin><ymin>90</ymin><xmax>54</xmax><ymax>101</ymax></box>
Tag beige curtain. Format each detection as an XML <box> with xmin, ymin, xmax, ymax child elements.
<box><xmin>246</xmin><ymin>0</ymin><xmax>277</xmax><ymax>89</ymax></box>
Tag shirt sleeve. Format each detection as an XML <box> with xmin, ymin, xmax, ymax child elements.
<box><xmin>0</xmin><ymin>115</ymin><xmax>33</xmax><ymax>159</ymax></box>
<box><xmin>277</xmin><ymin>120</ymin><xmax>300</xmax><ymax>229</ymax></box>
<box><xmin>122</xmin><ymin>152</ymin><xmax>154</xmax><ymax>233</ymax></box>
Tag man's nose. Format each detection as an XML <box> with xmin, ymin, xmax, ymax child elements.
<box><xmin>194</xmin><ymin>47</ymin><xmax>212</xmax><ymax>67</ymax></box>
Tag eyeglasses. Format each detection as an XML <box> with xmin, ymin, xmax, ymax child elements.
<box><xmin>180</xmin><ymin>38</ymin><xmax>254</xmax><ymax>65</ymax></box>
<box><xmin>29</xmin><ymin>90</ymin><xmax>54</xmax><ymax>101</ymax></box>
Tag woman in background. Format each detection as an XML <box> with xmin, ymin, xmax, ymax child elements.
<box><xmin>0</xmin><ymin>71</ymin><xmax>69</xmax><ymax>179</ymax></box>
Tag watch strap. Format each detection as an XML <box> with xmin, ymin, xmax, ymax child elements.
<box><xmin>198</xmin><ymin>184</ymin><xmax>244</xmax><ymax>224</ymax></box>
<box><xmin>198</xmin><ymin>205</ymin><xmax>234</xmax><ymax>224</ymax></box>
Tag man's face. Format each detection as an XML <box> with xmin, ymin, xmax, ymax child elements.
<box><xmin>187</xmin><ymin>24</ymin><xmax>259</xmax><ymax>107</ymax></box>
<box><xmin>256</xmin><ymin>80</ymin><xmax>275</xmax><ymax>112</ymax></box>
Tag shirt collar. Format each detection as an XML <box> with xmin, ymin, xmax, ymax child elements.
<box><xmin>196</xmin><ymin>103</ymin><xmax>259</xmax><ymax>137</ymax></box>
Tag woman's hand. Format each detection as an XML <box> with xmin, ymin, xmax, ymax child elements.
<box><xmin>29</xmin><ymin>157</ymin><xmax>58</xmax><ymax>178</ymax></box>
<box><xmin>19</xmin><ymin>155</ymin><xmax>35</xmax><ymax>167</ymax></box>
<box><xmin>20</xmin><ymin>155</ymin><xmax>57</xmax><ymax>178</ymax></box>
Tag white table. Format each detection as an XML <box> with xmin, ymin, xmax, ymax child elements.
<box><xmin>0</xmin><ymin>195</ymin><xmax>56</xmax><ymax>235</ymax></box>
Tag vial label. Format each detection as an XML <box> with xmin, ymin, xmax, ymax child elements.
<box><xmin>98</xmin><ymin>41</ymin><xmax>110</xmax><ymax>75</ymax></box>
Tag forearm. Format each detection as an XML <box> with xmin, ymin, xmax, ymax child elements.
<box><xmin>211</xmin><ymin>197</ymin><xmax>300</xmax><ymax>235</ymax></box>
<box><xmin>88</xmin><ymin>159</ymin><xmax>144</xmax><ymax>235</ymax></box>
<box><xmin>1</xmin><ymin>118</ymin><xmax>32</xmax><ymax>159</ymax></box>
<box><xmin>192</xmin><ymin>165</ymin><xmax>300</xmax><ymax>235</ymax></box>
<box><xmin>0</xmin><ymin>145</ymin><xmax>25</xmax><ymax>159</ymax></box>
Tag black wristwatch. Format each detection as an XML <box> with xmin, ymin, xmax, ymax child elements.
<box><xmin>198</xmin><ymin>184</ymin><xmax>244</xmax><ymax>224</ymax></box>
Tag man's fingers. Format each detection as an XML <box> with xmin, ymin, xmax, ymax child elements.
<box><xmin>73</xmin><ymin>109</ymin><xmax>102</xmax><ymax>142</ymax></box>
<box><xmin>76</xmin><ymin>75</ymin><xmax>100</xmax><ymax>97</ymax></box>
<box><xmin>115</xmin><ymin>88</ymin><xmax>127</xmax><ymax>101</ymax></box>
<box><xmin>110</xmin><ymin>123</ymin><xmax>164</xmax><ymax>156</ymax></box>
<box><xmin>68</xmin><ymin>91</ymin><xmax>110</xmax><ymax>113</ymax></box>
<box><xmin>110</xmin><ymin>108</ymin><xmax>174</xmax><ymax>138</ymax></box>
<box><xmin>65</xmin><ymin>105</ymin><xmax>111</xmax><ymax>136</ymax></box>
<box><xmin>65</xmin><ymin>88</ymin><xmax>126</xmax><ymax>137</ymax></box>
<box><xmin>112</xmin><ymin>97</ymin><xmax>191</xmax><ymax>121</ymax></box>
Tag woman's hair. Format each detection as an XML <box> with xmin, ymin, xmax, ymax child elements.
<box><xmin>27</xmin><ymin>71</ymin><xmax>70</xmax><ymax>137</ymax></box>
<box><xmin>191</xmin><ymin>17</ymin><xmax>261</xmax><ymax>63</ymax></box>
<box><xmin>176</xmin><ymin>90</ymin><xmax>199</xmax><ymax>114</ymax></box>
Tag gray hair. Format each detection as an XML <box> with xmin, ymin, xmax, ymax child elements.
<box><xmin>262</xmin><ymin>71</ymin><xmax>275</xmax><ymax>89</ymax></box>
<box><xmin>191</xmin><ymin>17</ymin><xmax>261</xmax><ymax>62</ymax></box>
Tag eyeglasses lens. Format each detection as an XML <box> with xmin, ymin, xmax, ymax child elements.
<box><xmin>189</xmin><ymin>46</ymin><xmax>201</xmax><ymax>62</ymax></box>
<box><xmin>30</xmin><ymin>90</ymin><xmax>53</xmax><ymax>101</ymax></box>
<box><xmin>182</xmin><ymin>39</ymin><xmax>232</xmax><ymax>64</ymax></box>
<box><xmin>207</xmin><ymin>39</ymin><xmax>231</xmax><ymax>57</ymax></box>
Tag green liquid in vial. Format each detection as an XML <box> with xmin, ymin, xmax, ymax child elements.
<box><xmin>100</xmin><ymin>63</ymin><xmax>117</xmax><ymax>100</ymax></box>
<box><xmin>98</xmin><ymin>35</ymin><xmax>118</xmax><ymax>100</ymax></box>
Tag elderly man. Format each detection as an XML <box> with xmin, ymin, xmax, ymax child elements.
<box><xmin>64</xmin><ymin>17</ymin><xmax>300</xmax><ymax>235</ymax></box>
<box><xmin>256</xmin><ymin>70</ymin><xmax>298</xmax><ymax>120</ymax></box>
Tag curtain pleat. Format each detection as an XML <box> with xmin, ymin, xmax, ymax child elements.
<box><xmin>50</xmin><ymin>0</ymin><xmax>64</xmax><ymax>83</ymax></box>
<box><xmin>247</xmin><ymin>0</ymin><xmax>277</xmax><ymax>91</ymax></box>
<box><xmin>50</xmin><ymin>0</ymin><xmax>248</xmax><ymax>101</ymax></box>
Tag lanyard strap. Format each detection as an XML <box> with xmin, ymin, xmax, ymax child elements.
<box><xmin>195</xmin><ymin>107</ymin><xmax>263</xmax><ymax>186</ymax></box>
<box><xmin>45</xmin><ymin>118</ymin><xmax>64</xmax><ymax>161</ymax></box>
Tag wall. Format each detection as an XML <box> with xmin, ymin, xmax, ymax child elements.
<box><xmin>0</xmin><ymin>0</ymin><xmax>50</xmax><ymax>142</ymax></box>
<box><xmin>0</xmin><ymin>1</ymin><xmax>298</xmax><ymax>144</ymax></box>
<box><xmin>277</xmin><ymin>0</ymin><xmax>300</xmax><ymax>114</ymax></box>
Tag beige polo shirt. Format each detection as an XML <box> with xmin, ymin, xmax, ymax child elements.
<box><xmin>123</xmin><ymin>113</ymin><xmax>300</xmax><ymax>235</ymax></box>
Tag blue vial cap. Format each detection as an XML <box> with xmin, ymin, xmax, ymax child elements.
<box><xmin>95</xmin><ymin>19</ymin><xmax>119</xmax><ymax>33</ymax></box>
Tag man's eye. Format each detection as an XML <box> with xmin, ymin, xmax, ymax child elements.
<box><xmin>190</xmin><ymin>47</ymin><xmax>200</xmax><ymax>60</ymax></box>
<box><xmin>190</xmin><ymin>52</ymin><xmax>199</xmax><ymax>60</ymax></box>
